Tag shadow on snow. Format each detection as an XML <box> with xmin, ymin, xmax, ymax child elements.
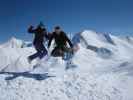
<box><xmin>0</xmin><ymin>71</ymin><xmax>55</xmax><ymax>81</ymax></box>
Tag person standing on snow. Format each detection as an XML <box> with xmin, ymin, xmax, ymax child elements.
<box><xmin>72</xmin><ymin>32</ymin><xmax>81</xmax><ymax>52</ymax></box>
<box><xmin>27</xmin><ymin>22</ymin><xmax>48</xmax><ymax>63</ymax></box>
<box><xmin>48</xmin><ymin>26</ymin><xmax>73</xmax><ymax>58</ymax></box>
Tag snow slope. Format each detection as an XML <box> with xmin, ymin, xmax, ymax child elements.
<box><xmin>0</xmin><ymin>30</ymin><xmax>133</xmax><ymax>100</ymax></box>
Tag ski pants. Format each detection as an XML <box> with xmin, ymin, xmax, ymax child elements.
<box><xmin>29</xmin><ymin>43</ymin><xmax>47</xmax><ymax>61</ymax></box>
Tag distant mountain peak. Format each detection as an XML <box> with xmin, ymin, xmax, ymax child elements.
<box><xmin>80</xmin><ymin>30</ymin><xmax>115</xmax><ymax>45</ymax></box>
<box><xmin>2</xmin><ymin>37</ymin><xmax>24</xmax><ymax>48</ymax></box>
<box><xmin>82</xmin><ymin>30</ymin><xmax>97</xmax><ymax>34</ymax></box>
<box><xmin>10</xmin><ymin>36</ymin><xmax>18</xmax><ymax>41</ymax></box>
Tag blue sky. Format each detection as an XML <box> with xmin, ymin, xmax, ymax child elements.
<box><xmin>0</xmin><ymin>0</ymin><xmax>133</xmax><ymax>42</ymax></box>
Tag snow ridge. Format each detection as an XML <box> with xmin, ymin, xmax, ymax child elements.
<box><xmin>0</xmin><ymin>30</ymin><xmax>133</xmax><ymax>100</ymax></box>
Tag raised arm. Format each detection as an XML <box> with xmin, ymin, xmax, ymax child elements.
<box><xmin>28</xmin><ymin>26</ymin><xmax>36</xmax><ymax>33</ymax></box>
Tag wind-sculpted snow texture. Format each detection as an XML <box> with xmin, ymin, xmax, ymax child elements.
<box><xmin>0</xmin><ymin>30</ymin><xmax>133</xmax><ymax>100</ymax></box>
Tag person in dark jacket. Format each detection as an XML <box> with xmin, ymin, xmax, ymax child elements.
<box><xmin>48</xmin><ymin>26</ymin><xmax>73</xmax><ymax>57</ymax></box>
<box><xmin>28</xmin><ymin>23</ymin><xmax>48</xmax><ymax>63</ymax></box>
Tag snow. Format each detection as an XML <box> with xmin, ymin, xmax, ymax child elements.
<box><xmin>1</xmin><ymin>37</ymin><xmax>24</xmax><ymax>48</ymax></box>
<box><xmin>0</xmin><ymin>30</ymin><xmax>133</xmax><ymax>100</ymax></box>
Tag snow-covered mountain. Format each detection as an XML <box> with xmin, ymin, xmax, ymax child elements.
<box><xmin>0</xmin><ymin>30</ymin><xmax>133</xmax><ymax>100</ymax></box>
<box><xmin>1</xmin><ymin>37</ymin><xmax>24</xmax><ymax>48</ymax></box>
<box><xmin>121</xmin><ymin>36</ymin><xmax>133</xmax><ymax>44</ymax></box>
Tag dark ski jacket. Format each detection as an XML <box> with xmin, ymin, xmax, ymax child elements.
<box><xmin>48</xmin><ymin>31</ymin><xmax>73</xmax><ymax>48</ymax></box>
<box><xmin>28</xmin><ymin>26</ymin><xmax>48</xmax><ymax>45</ymax></box>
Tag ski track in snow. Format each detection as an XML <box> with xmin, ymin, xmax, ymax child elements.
<box><xmin>0</xmin><ymin>30</ymin><xmax>133</xmax><ymax>100</ymax></box>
